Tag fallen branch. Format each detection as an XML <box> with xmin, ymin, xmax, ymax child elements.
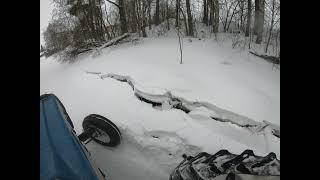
<box><xmin>85</xmin><ymin>71</ymin><xmax>102</xmax><ymax>75</ymax></box>
<box><xmin>98</xmin><ymin>33</ymin><xmax>131</xmax><ymax>50</ymax></box>
<box><xmin>73</xmin><ymin>33</ymin><xmax>132</xmax><ymax>56</ymax></box>
<box><xmin>249</xmin><ymin>51</ymin><xmax>280</xmax><ymax>65</ymax></box>
<box><xmin>75</xmin><ymin>48</ymin><xmax>92</xmax><ymax>55</ymax></box>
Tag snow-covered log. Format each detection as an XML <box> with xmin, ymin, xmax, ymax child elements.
<box><xmin>99</xmin><ymin>33</ymin><xmax>131</xmax><ymax>49</ymax></box>
<box><xmin>88</xmin><ymin>72</ymin><xmax>280</xmax><ymax>138</ymax></box>
<box><xmin>75</xmin><ymin>33</ymin><xmax>132</xmax><ymax>56</ymax></box>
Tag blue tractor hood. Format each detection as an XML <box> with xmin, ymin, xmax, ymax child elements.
<box><xmin>40</xmin><ymin>94</ymin><xmax>103</xmax><ymax>180</ymax></box>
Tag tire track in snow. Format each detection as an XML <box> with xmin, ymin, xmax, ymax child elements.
<box><xmin>87</xmin><ymin>127</ymin><xmax>202</xmax><ymax>180</ymax></box>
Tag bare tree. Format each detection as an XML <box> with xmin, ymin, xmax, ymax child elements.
<box><xmin>148</xmin><ymin>0</ymin><xmax>152</xmax><ymax>30</ymax></box>
<box><xmin>253</xmin><ymin>0</ymin><xmax>259</xmax><ymax>35</ymax></box>
<box><xmin>160</xmin><ymin>1</ymin><xmax>167</xmax><ymax>25</ymax></box>
<box><xmin>222</xmin><ymin>0</ymin><xmax>232</xmax><ymax>32</ymax></box>
<box><xmin>207</xmin><ymin>0</ymin><xmax>212</xmax><ymax>25</ymax></box>
<box><xmin>155</xmin><ymin>0</ymin><xmax>160</xmax><ymax>25</ymax></box>
<box><xmin>127</xmin><ymin>0</ymin><xmax>137</xmax><ymax>32</ymax></box>
<box><xmin>68</xmin><ymin>0</ymin><xmax>107</xmax><ymax>42</ymax></box>
<box><xmin>140</xmin><ymin>0</ymin><xmax>148</xmax><ymax>37</ymax></box>
<box><xmin>166</xmin><ymin>0</ymin><xmax>170</xmax><ymax>30</ymax></box>
<box><xmin>118</xmin><ymin>0</ymin><xmax>128</xmax><ymax>34</ymax></box>
<box><xmin>186</xmin><ymin>0</ymin><xmax>194</xmax><ymax>36</ymax></box>
<box><xmin>176</xmin><ymin>0</ymin><xmax>180</xmax><ymax>27</ymax></box>
<box><xmin>245</xmin><ymin>0</ymin><xmax>252</xmax><ymax>36</ymax></box>
<box><xmin>203</xmin><ymin>0</ymin><xmax>208</xmax><ymax>25</ymax></box>
<box><xmin>104</xmin><ymin>4</ymin><xmax>118</xmax><ymax>38</ymax></box>
<box><xmin>105</xmin><ymin>0</ymin><xmax>128</xmax><ymax>34</ymax></box>
<box><xmin>174</xmin><ymin>0</ymin><xmax>183</xmax><ymax>63</ymax></box>
<box><xmin>43</xmin><ymin>19</ymin><xmax>73</xmax><ymax>56</ymax></box>
<box><xmin>255</xmin><ymin>0</ymin><xmax>264</xmax><ymax>44</ymax></box>
<box><xmin>45</xmin><ymin>0</ymin><xmax>279</xmax><ymax>61</ymax></box>
<box><xmin>179</xmin><ymin>6</ymin><xmax>189</xmax><ymax>35</ymax></box>
<box><xmin>265</xmin><ymin>0</ymin><xmax>275</xmax><ymax>53</ymax></box>
<box><xmin>222</xmin><ymin>0</ymin><xmax>239</xmax><ymax>32</ymax></box>
<box><xmin>226</xmin><ymin>1</ymin><xmax>240</xmax><ymax>32</ymax></box>
<box><xmin>213</xmin><ymin>0</ymin><xmax>219</xmax><ymax>33</ymax></box>
<box><xmin>239</xmin><ymin>0</ymin><xmax>244</xmax><ymax>31</ymax></box>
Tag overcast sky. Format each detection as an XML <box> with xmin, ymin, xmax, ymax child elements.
<box><xmin>40</xmin><ymin>0</ymin><xmax>53</xmax><ymax>44</ymax></box>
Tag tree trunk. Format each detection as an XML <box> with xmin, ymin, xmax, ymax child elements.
<box><xmin>131</xmin><ymin>0</ymin><xmax>138</xmax><ymax>33</ymax></box>
<box><xmin>203</xmin><ymin>0</ymin><xmax>208</xmax><ymax>25</ymax></box>
<box><xmin>142</xmin><ymin>1</ymin><xmax>147</xmax><ymax>37</ymax></box>
<box><xmin>104</xmin><ymin>2</ymin><xmax>115</xmax><ymax>38</ymax></box>
<box><xmin>134</xmin><ymin>0</ymin><xmax>141</xmax><ymax>35</ymax></box>
<box><xmin>119</xmin><ymin>0</ymin><xmax>128</xmax><ymax>34</ymax></box>
<box><xmin>213</xmin><ymin>0</ymin><xmax>219</xmax><ymax>33</ymax></box>
<box><xmin>148</xmin><ymin>0</ymin><xmax>152</xmax><ymax>30</ymax></box>
<box><xmin>255</xmin><ymin>0</ymin><xmax>264</xmax><ymax>44</ymax></box>
<box><xmin>155</xmin><ymin>0</ymin><xmax>160</xmax><ymax>25</ymax></box>
<box><xmin>240</xmin><ymin>0</ymin><xmax>244</xmax><ymax>31</ymax></box>
<box><xmin>134</xmin><ymin>0</ymin><xmax>146</xmax><ymax>37</ymax></box>
<box><xmin>97</xmin><ymin>5</ymin><xmax>106</xmax><ymax>41</ymax></box>
<box><xmin>104</xmin><ymin>5</ymin><xmax>116</xmax><ymax>38</ymax></box>
<box><xmin>88</xmin><ymin>0</ymin><xmax>98</xmax><ymax>40</ymax></box>
<box><xmin>208</xmin><ymin>0</ymin><xmax>212</xmax><ymax>25</ymax></box>
<box><xmin>175</xmin><ymin>0</ymin><xmax>183</xmax><ymax>64</ymax></box>
<box><xmin>253</xmin><ymin>0</ymin><xmax>259</xmax><ymax>35</ymax></box>
<box><xmin>161</xmin><ymin>4</ymin><xmax>166</xmax><ymax>22</ymax></box>
<box><xmin>245</xmin><ymin>0</ymin><xmax>252</xmax><ymax>37</ymax></box>
<box><xmin>223</xmin><ymin>4</ymin><xmax>230</xmax><ymax>32</ymax></box>
<box><xmin>186</xmin><ymin>0</ymin><xmax>194</xmax><ymax>36</ymax></box>
<box><xmin>265</xmin><ymin>0</ymin><xmax>275</xmax><ymax>52</ymax></box>
<box><xmin>166</xmin><ymin>0</ymin><xmax>170</xmax><ymax>30</ymax></box>
<box><xmin>81</xmin><ymin>5</ymin><xmax>95</xmax><ymax>42</ymax></box>
<box><xmin>179</xmin><ymin>7</ymin><xmax>188</xmax><ymax>35</ymax></box>
<box><xmin>97</xmin><ymin>2</ymin><xmax>109</xmax><ymax>40</ymax></box>
<box><xmin>176</xmin><ymin>0</ymin><xmax>180</xmax><ymax>27</ymax></box>
<box><xmin>101</xmin><ymin>15</ymin><xmax>110</xmax><ymax>40</ymax></box>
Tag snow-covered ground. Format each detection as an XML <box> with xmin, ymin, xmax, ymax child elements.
<box><xmin>40</xmin><ymin>36</ymin><xmax>280</xmax><ymax>180</ymax></box>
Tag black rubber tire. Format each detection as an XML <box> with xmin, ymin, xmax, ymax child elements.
<box><xmin>82</xmin><ymin>114</ymin><xmax>121</xmax><ymax>147</ymax></box>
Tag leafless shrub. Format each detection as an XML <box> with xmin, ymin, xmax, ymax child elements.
<box><xmin>231</xmin><ymin>32</ymin><xmax>244</xmax><ymax>49</ymax></box>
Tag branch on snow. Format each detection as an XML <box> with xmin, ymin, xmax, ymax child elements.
<box><xmin>249</xmin><ymin>51</ymin><xmax>280</xmax><ymax>65</ymax></box>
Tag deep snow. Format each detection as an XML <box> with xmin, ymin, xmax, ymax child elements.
<box><xmin>40</xmin><ymin>36</ymin><xmax>280</xmax><ymax>180</ymax></box>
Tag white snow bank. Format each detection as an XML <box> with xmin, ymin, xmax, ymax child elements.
<box><xmin>40</xmin><ymin>37</ymin><xmax>280</xmax><ymax>179</ymax></box>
